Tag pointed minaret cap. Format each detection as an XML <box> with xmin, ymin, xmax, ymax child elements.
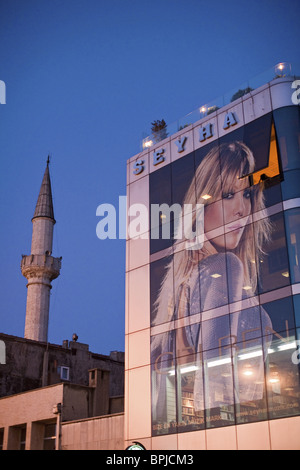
<box><xmin>32</xmin><ymin>156</ymin><xmax>55</xmax><ymax>222</ymax></box>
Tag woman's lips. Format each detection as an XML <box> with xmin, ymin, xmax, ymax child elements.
<box><xmin>227</xmin><ymin>224</ymin><xmax>243</xmax><ymax>231</ymax></box>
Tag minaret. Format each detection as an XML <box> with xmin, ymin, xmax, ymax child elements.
<box><xmin>21</xmin><ymin>158</ymin><xmax>62</xmax><ymax>342</ymax></box>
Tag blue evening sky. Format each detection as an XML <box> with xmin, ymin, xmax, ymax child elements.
<box><xmin>0</xmin><ymin>0</ymin><xmax>299</xmax><ymax>354</ymax></box>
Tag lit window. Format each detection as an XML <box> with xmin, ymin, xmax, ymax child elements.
<box><xmin>58</xmin><ymin>366</ymin><xmax>70</xmax><ymax>381</ymax></box>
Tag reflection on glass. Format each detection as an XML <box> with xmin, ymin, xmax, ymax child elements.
<box><xmin>176</xmin><ymin>334</ymin><xmax>205</xmax><ymax>433</ymax></box>
<box><xmin>148</xmin><ymin>108</ymin><xmax>300</xmax><ymax>435</ymax></box>
<box><xmin>150</xmin><ymin>256</ymin><xmax>173</xmax><ymax>327</ymax></box>
<box><xmin>233</xmin><ymin>339</ymin><xmax>268</xmax><ymax>424</ymax></box>
<box><xmin>204</xmin><ymin>347</ymin><xmax>235</xmax><ymax>428</ymax></box>
<box><xmin>273</xmin><ymin>106</ymin><xmax>300</xmax><ymax>171</ymax></box>
<box><xmin>264</xmin><ymin>333</ymin><xmax>300</xmax><ymax>419</ymax></box>
<box><xmin>262</xmin><ymin>296</ymin><xmax>295</xmax><ymax>336</ymax></box>
<box><xmin>151</xmin><ymin>331</ymin><xmax>176</xmax><ymax>435</ymax></box>
<box><xmin>284</xmin><ymin>208</ymin><xmax>300</xmax><ymax>284</ymax></box>
<box><xmin>257</xmin><ymin>212</ymin><xmax>290</xmax><ymax>294</ymax></box>
<box><xmin>171</xmin><ymin>152</ymin><xmax>195</xmax><ymax>207</ymax></box>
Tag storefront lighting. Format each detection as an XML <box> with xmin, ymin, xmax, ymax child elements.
<box><xmin>207</xmin><ymin>357</ymin><xmax>231</xmax><ymax>368</ymax></box>
<box><xmin>238</xmin><ymin>350</ymin><xmax>262</xmax><ymax>360</ymax></box>
<box><xmin>168</xmin><ymin>365</ymin><xmax>198</xmax><ymax>376</ymax></box>
<box><xmin>269</xmin><ymin>372</ymin><xmax>280</xmax><ymax>384</ymax></box>
<box><xmin>278</xmin><ymin>341</ymin><xmax>296</xmax><ymax>351</ymax></box>
<box><xmin>242</xmin><ymin>365</ymin><xmax>254</xmax><ymax>376</ymax></box>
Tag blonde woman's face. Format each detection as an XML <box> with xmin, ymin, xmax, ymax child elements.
<box><xmin>204</xmin><ymin>177</ymin><xmax>251</xmax><ymax>250</ymax></box>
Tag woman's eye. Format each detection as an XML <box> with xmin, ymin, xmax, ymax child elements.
<box><xmin>244</xmin><ymin>190</ymin><xmax>251</xmax><ymax>199</ymax></box>
<box><xmin>222</xmin><ymin>192</ymin><xmax>234</xmax><ymax>199</ymax></box>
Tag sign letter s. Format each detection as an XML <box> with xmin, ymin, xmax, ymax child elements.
<box><xmin>291</xmin><ymin>80</ymin><xmax>300</xmax><ymax>105</ymax></box>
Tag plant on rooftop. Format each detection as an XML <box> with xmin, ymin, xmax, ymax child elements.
<box><xmin>151</xmin><ymin>119</ymin><xmax>168</xmax><ymax>143</ymax></box>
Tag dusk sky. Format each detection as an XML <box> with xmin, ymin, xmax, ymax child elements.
<box><xmin>0</xmin><ymin>0</ymin><xmax>299</xmax><ymax>355</ymax></box>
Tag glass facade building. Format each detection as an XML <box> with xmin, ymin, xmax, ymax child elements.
<box><xmin>125</xmin><ymin>75</ymin><xmax>300</xmax><ymax>449</ymax></box>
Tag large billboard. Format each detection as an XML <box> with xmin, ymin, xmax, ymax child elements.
<box><xmin>149</xmin><ymin>109</ymin><xmax>300</xmax><ymax>435</ymax></box>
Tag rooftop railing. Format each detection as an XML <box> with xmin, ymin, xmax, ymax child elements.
<box><xmin>141</xmin><ymin>62</ymin><xmax>300</xmax><ymax>150</ymax></box>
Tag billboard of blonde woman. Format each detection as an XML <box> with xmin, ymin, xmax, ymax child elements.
<box><xmin>149</xmin><ymin>114</ymin><xmax>286</xmax><ymax>434</ymax></box>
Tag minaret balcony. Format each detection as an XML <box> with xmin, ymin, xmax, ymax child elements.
<box><xmin>21</xmin><ymin>253</ymin><xmax>62</xmax><ymax>281</ymax></box>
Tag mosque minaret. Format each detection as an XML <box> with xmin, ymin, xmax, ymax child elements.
<box><xmin>21</xmin><ymin>158</ymin><xmax>61</xmax><ymax>342</ymax></box>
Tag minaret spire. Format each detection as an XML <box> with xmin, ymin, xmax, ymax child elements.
<box><xmin>21</xmin><ymin>159</ymin><xmax>62</xmax><ymax>342</ymax></box>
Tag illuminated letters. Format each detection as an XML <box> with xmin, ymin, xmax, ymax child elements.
<box><xmin>199</xmin><ymin>123</ymin><xmax>213</xmax><ymax>142</ymax></box>
<box><xmin>175</xmin><ymin>136</ymin><xmax>187</xmax><ymax>152</ymax></box>
<box><xmin>133</xmin><ymin>159</ymin><xmax>144</xmax><ymax>175</ymax></box>
<box><xmin>223</xmin><ymin>111</ymin><xmax>237</xmax><ymax>129</ymax></box>
<box><xmin>153</xmin><ymin>148</ymin><xmax>165</xmax><ymax>166</ymax></box>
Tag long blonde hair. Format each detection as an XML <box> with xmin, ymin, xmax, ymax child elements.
<box><xmin>152</xmin><ymin>141</ymin><xmax>271</xmax><ymax>326</ymax></box>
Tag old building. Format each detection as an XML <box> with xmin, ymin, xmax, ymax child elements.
<box><xmin>0</xmin><ymin>161</ymin><xmax>125</xmax><ymax>450</ymax></box>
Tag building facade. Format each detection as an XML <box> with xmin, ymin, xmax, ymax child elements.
<box><xmin>125</xmin><ymin>73</ymin><xmax>300</xmax><ymax>449</ymax></box>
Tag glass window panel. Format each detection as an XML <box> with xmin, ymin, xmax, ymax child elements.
<box><xmin>149</xmin><ymin>164</ymin><xmax>173</xmax><ymax>254</ymax></box>
<box><xmin>264</xmin><ymin>332</ymin><xmax>300</xmax><ymax>419</ymax></box>
<box><xmin>261</xmin><ymin>296</ymin><xmax>295</xmax><ymax>337</ymax></box>
<box><xmin>199</xmin><ymin>240</ymin><xmax>229</xmax><ymax>311</ymax></box>
<box><xmin>273</xmin><ymin>106</ymin><xmax>300</xmax><ymax>171</ymax></box>
<box><xmin>284</xmin><ymin>208</ymin><xmax>300</xmax><ymax>284</ymax></box>
<box><xmin>171</xmin><ymin>152</ymin><xmax>195</xmax><ymax>207</ymax></box>
<box><xmin>44</xmin><ymin>423</ymin><xmax>56</xmax><ymax>439</ymax></box>
<box><xmin>150</xmin><ymin>255</ymin><xmax>173</xmax><ymax>327</ymax></box>
<box><xmin>201</xmin><ymin>314</ymin><xmax>231</xmax><ymax>353</ymax></box>
<box><xmin>243</xmin><ymin>113</ymin><xmax>272</xmax><ymax>174</ymax></box>
<box><xmin>262</xmin><ymin>181</ymin><xmax>282</xmax><ymax>208</ymax></box>
<box><xmin>204</xmin><ymin>198</ymin><xmax>224</xmax><ymax>232</ymax></box>
<box><xmin>233</xmin><ymin>338</ymin><xmax>268</xmax><ymax>424</ymax></box>
<box><xmin>20</xmin><ymin>426</ymin><xmax>26</xmax><ymax>450</ymax></box>
<box><xmin>257</xmin><ymin>212</ymin><xmax>290</xmax><ymax>294</ymax></box>
<box><xmin>225</xmin><ymin>221</ymin><xmax>258</xmax><ymax>301</ymax></box>
<box><xmin>230</xmin><ymin>306</ymin><xmax>263</xmax><ymax>346</ymax></box>
<box><xmin>173</xmin><ymin>249</ymin><xmax>201</xmax><ymax>318</ymax></box>
<box><xmin>203</xmin><ymin>347</ymin><xmax>235</xmax><ymax>428</ymax></box>
<box><xmin>281</xmin><ymin>169</ymin><xmax>300</xmax><ymax>200</ymax></box>
<box><xmin>294</xmin><ymin>295</ymin><xmax>300</xmax><ymax>328</ymax></box>
<box><xmin>195</xmin><ymin>140</ymin><xmax>222</xmax><ymax>205</ymax></box>
<box><xmin>175</xmin><ymin>328</ymin><xmax>205</xmax><ymax>432</ymax></box>
<box><xmin>151</xmin><ymin>331</ymin><xmax>176</xmax><ymax>435</ymax></box>
<box><xmin>0</xmin><ymin>429</ymin><xmax>4</xmax><ymax>451</ymax></box>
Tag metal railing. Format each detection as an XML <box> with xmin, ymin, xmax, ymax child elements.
<box><xmin>141</xmin><ymin>62</ymin><xmax>299</xmax><ymax>150</ymax></box>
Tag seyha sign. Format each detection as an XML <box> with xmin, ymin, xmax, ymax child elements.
<box><xmin>133</xmin><ymin>110</ymin><xmax>238</xmax><ymax>176</ymax></box>
<box><xmin>134</xmin><ymin>79</ymin><xmax>300</xmax><ymax>176</ymax></box>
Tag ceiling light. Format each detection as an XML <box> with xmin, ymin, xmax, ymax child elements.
<box><xmin>207</xmin><ymin>357</ymin><xmax>231</xmax><ymax>368</ymax></box>
<box><xmin>238</xmin><ymin>350</ymin><xmax>263</xmax><ymax>360</ymax></box>
<box><xmin>278</xmin><ymin>341</ymin><xmax>296</xmax><ymax>351</ymax></box>
<box><xmin>201</xmin><ymin>194</ymin><xmax>211</xmax><ymax>200</ymax></box>
<box><xmin>211</xmin><ymin>273</ymin><xmax>221</xmax><ymax>278</ymax></box>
